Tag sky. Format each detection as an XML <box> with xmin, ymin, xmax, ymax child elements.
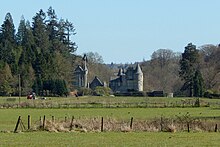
<box><xmin>1</xmin><ymin>0</ymin><xmax>220</xmax><ymax>64</ymax></box>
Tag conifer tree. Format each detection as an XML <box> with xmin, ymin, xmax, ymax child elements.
<box><xmin>0</xmin><ymin>13</ymin><xmax>16</xmax><ymax>68</ymax></box>
<box><xmin>193</xmin><ymin>70</ymin><xmax>204</xmax><ymax>97</ymax></box>
<box><xmin>179</xmin><ymin>43</ymin><xmax>202</xmax><ymax>97</ymax></box>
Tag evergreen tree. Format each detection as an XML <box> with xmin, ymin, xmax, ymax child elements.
<box><xmin>0</xmin><ymin>13</ymin><xmax>16</xmax><ymax>69</ymax></box>
<box><xmin>0</xmin><ymin>63</ymin><xmax>14</xmax><ymax>95</ymax></box>
<box><xmin>64</xmin><ymin>19</ymin><xmax>77</xmax><ymax>54</ymax></box>
<box><xmin>46</xmin><ymin>6</ymin><xmax>58</xmax><ymax>42</ymax></box>
<box><xmin>179</xmin><ymin>43</ymin><xmax>200</xmax><ymax>97</ymax></box>
<box><xmin>16</xmin><ymin>16</ymin><xmax>26</xmax><ymax>46</ymax></box>
<box><xmin>32</xmin><ymin>9</ymin><xmax>49</xmax><ymax>51</ymax></box>
<box><xmin>0</xmin><ymin>8</ymin><xmax>77</xmax><ymax>96</ymax></box>
<box><xmin>193</xmin><ymin>70</ymin><xmax>204</xmax><ymax>97</ymax></box>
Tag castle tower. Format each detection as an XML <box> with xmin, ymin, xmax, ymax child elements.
<box><xmin>83</xmin><ymin>54</ymin><xmax>88</xmax><ymax>88</ymax></box>
<box><xmin>135</xmin><ymin>64</ymin><xmax>143</xmax><ymax>91</ymax></box>
<box><xmin>74</xmin><ymin>54</ymin><xmax>88</xmax><ymax>89</ymax></box>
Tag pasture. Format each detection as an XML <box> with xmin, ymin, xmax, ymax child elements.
<box><xmin>0</xmin><ymin>96</ymin><xmax>220</xmax><ymax>146</ymax></box>
<box><xmin>1</xmin><ymin>132</ymin><xmax>220</xmax><ymax>147</ymax></box>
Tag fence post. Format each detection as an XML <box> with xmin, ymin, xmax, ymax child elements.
<box><xmin>70</xmin><ymin>116</ymin><xmax>74</xmax><ymax>131</ymax></box>
<box><xmin>130</xmin><ymin>117</ymin><xmax>133</xmax><ymax>129</ymax></box>
<box><xmin>215</xmin><ymin>124</ymin><xmax>218</xmax><ymax>132</ymax></box>
<box><xmin>160</xmin><ymin>116</ymin><xmax>163</xmax><ymax>132</ymax></box>
<box><xmin>14</xmin><ymin>116</ymin><xmax>21</xmax><ymax>133</ymax></box>
<box><xmin>28</xmin><ymin>115</ymin><xmax>31</xmax><ymax>130</ymax></box>
<box><xmin>43</xmin><ymin>115</ymin><xmax>46</xmax><ymax>130</ymax></box>
<box><xmin>187</xmin><ymin>122</ymin><xmax>190</xmax><ymax>132</ymax></box>
<box><xmin>101</xmin><ymin>117</ymin><xmax>104</xmax><ymax>132</ymax></box>
<box><xmin>52</xmin><ymin>116</ymin><xmax>55</xmax><ymax>123</ymax></box>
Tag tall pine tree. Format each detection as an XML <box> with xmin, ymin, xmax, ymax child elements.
<box><xmin>179</xmin><ymin>43</ymin><xmax>204</xmax><ymax>97</ymax></box>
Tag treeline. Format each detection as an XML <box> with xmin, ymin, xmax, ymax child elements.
<box><xmin>0</xmin><ymin>7</ymin><xmax>219</xmax><ymax>98</ymax></box>
<box><xmin>83</xmin><ymin>43</ymin><xmax>219</xmax><ymax>98</ymax></box>
<box><xmin>141</xmin><ymin>43</ymin><xmax>220</xmax><ymax>97</ymax></box>
<box><xmin>0</xmin><ymin>7</ymin><xmax>76</xmax><ymax>96</ymax></box>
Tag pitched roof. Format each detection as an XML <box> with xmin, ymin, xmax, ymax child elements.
<box><xmin>75</xmin><ymin>65</ymin><xmax>84</xmax><ymax>72</ymax></box>
<box><xmin>135</xmin><ymin>64</ymin><xmax>143</xmax><ymax>74</ymax></box>
<box><xmin>117</xmin><ymin>68</ymin><xmax>125</xmax><ymax>76</ymax></box>
<box><xmin>91</xmin><ymin>76</ymin><xmax>104</xmax><ymax>86</ymax></box>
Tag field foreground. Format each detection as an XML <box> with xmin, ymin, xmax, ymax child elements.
<box><xmin>0</xmin><ymin>132</ymin><xmax>220</xmax><ymax>147</ymax></box>
<box><xmin>0</xmin><ymin>97</ymin><xmax>220</xmax><ymax>146</ymax></box>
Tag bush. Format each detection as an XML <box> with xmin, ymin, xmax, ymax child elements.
<box><xmin>78</xmin><ymin>88</ymin><xmax>93</xmax><ymax>96</ymax></box>
<box><xmin>204</xmin><ymin>90</ymin><xmax>220</xmax><ymax>99</ymax></box>
<box><xmin>94</xmin><ymin>86</ymin><xmax>112</xmax><ymax>96</ymax></box>
<box><xmin>114</xmin><ymin>91</ymin><xmax>146</xmax><ymax>97</ymax></box>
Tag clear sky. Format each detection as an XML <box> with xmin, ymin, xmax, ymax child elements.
<box><xmin>1</xmin><ymin>0</ymin><xmax>220</xmax><ymax>63</ymax></box>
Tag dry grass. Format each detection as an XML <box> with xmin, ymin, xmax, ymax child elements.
<box><xmin>31</xmin><ymin>116</ymin><xmax>220</xmax><ymax>133</ymax></box>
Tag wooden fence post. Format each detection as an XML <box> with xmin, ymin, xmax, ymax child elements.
<box><xmin>43</xmin><ymin>115</ymin><xmax>46</xmax><ymax>130</ymax></box>
<box><xmin>187</xmin><ymin>122</ymin><xmax>190</xmax><ymax>132</ymax></box>
<box><xmin>101</xmin><ymin>117</ymin><xmax>104</xmax><ymax>132</ymax></box>
<box><xmin>28</xmin><ymin>115</ymin><xmax>31</xmax><ymax>130</ymax></box>
<box><xmin>52</xmin><ymin>116</ymin><xmax>55</xmax><ymax>123</ymax></box>
<box><xmin>160</xmin><ymin>116</ymin><xmax>163</xmax><ymax>132</ymax></box>
<box><xmin>19</xmin><ymin>119</ymin><xmax>26</xmax><ymax>131</ymax></box>
<box><xmin>14</xmin><ymin>116</ymin><xmax>21</xmax><ymax>133</ymax></box>
<box><xmin>40</xmin><ymin>116</ymin><xmax>42</xmax><ymax>128</ymax></box>
<box><xmin>70</xmin><ymin>116</ymin><xmax>74</xmax><ymax>131</ymax></box>
<box><xmin>215</xmin><ymin>124</ymin><xmax>218</xmax><ymax>132</ymax></box>
<box><xmin>130</xmin><ymin>117</ymin><xmax>133</xmax><ymax>129</ymax></box>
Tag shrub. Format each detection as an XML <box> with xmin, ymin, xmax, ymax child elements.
<box><xmin>78</xmin><ymin>88</ymin><xmax>93</xmax><ymax>96</ymax></box>
<box><xmin>94</xmin><ymin>86</ymin><xmax>112</xmax><ymax>96</ymax></box>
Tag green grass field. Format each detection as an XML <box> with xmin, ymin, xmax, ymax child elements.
<box><xmin>1</xmin><ymin>96</ymin><xmax>220</xmax><ymax>109</ymax></box>
<box><xmin>1</xmin><ymin>132</ymin><xmax>220</xmax><ymax>147</ymax></box>
<box><xmin>0</xmin><ymin>96</ymin><xmax>220</xmax><ymax>146</ymax></box>
<box><xmin>0</xmin><ymin>107</ymin><xmax>220</xmax><ymax>131</ymax></box>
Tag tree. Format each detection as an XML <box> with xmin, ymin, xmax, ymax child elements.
<box><xmin>0</xmin><ymin>63</ymin><xmax>14</xmax><ymax>95</ymax></box>
<box><xmin>64</xmin><ymin>19</ymin><xmax>77</xmax><ymax>54</ymax></box>
<box><xmin>199</xmin><ymin>44</ymin><xmax>220</xmax><ymax>92</ymax></box>
<box><xmin>32</xmin><ymin>9</ymin><xmax>49</xmax><ymax>53</ymax></box>
<box><xmin>46</xmin><ymin>6</ymin><xmax>58</xmax><ymax>41</ymax></box>
<box><xmin>179</xmin><ymin>43</ymin><xmax>201</xmax><ymax>97</ymax></box>
<box><xmin>193</xmin><ymin>70</ymin><xmax>204</xmax><ymax>97</ymax></box>
<box><xmin>16</xmin><ymin>16</ymin><xmax>26</xmax><ymax>45</ymax></box>
<box><xmin>79</xmin><ymin>52</ymin><xmax>112</xmax><ymax>84</ymax></box>
<box><xmin>151</xmin><ymin>49</ymin><xmax>175</xmax><ymax>69</ymax></box>
<box><xmin>142</xmin><ymin>49</ymin><xmax>182</xmax><ymax>93</ymax></box>
<box><xmin>86</xmin><ymin>52</ymin><xmax>104</xmax><ymax>64</ymax></box>
<box><xmin>0</xmin><ymin>8</ymin><xmax>78</xmax><ymax>96</ymax></box>
<box><xmin>0</xmin><ymin>13</ymin><xmax>17</xmax><ymax>73</ymax></box>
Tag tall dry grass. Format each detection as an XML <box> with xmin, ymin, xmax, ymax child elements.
<box><xmin>31</xmin><ymin>115</ymin><xmax>220</xmax><ymax>133</ymax></box>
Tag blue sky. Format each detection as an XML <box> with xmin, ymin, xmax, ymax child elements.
<box><xmin>1</xmin><ymin>0</ymin><xmax>220</xmax><ymax>63</ymax></box>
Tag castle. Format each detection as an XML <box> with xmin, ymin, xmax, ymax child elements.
<box><xmin>73</xmin><ymin>55</ymin><xmax>105</xmax><ymax>90</ymax></box>
<box><xmin>73</xmin><ymin>55</ymin><xmax>88</xmax><ymax>88</ymax></box>
<box><xmin>74</xmin><ymin>55</ymin><xmax>143</xmax><ymax>93</ymax></box>
<box><xmin>109</xmin><ymin>64</ymin><xmax>143</xmax><ymax>93</ymax></box>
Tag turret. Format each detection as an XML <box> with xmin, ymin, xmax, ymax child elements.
<box><xmin>135</xmin><ymin>64</ymin><xmax>143</xmax><ymax>91</ymax></box>
<box><xmin>83</xmin><ymin>54</ymin><xmax>88</xmax><ymax>88</ymax></box>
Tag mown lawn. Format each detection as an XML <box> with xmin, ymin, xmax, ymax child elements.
<box><xmin>0</xmin><ymin>132</ymin><xmax>220</xmax><ymax>147</ymax></box>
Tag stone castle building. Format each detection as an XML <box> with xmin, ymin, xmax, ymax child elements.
<box><xmin>74</xmin><ymin>55</ymin><xmax>144</xmax><ymax>93</ymax></box>
<box><xmin>109</xmin><ymin>64</ymin><xmax>143</xmax><ymax>93</ymax></box>
<box><xmin>74</xmin><ymin>55</ymin><xmax>106</xmax><ymax>90</ymax></box>
<box><xmin>73</xmin><ymin>55</ymin><xmax>88</xmax><ymax>88</ymax></box>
